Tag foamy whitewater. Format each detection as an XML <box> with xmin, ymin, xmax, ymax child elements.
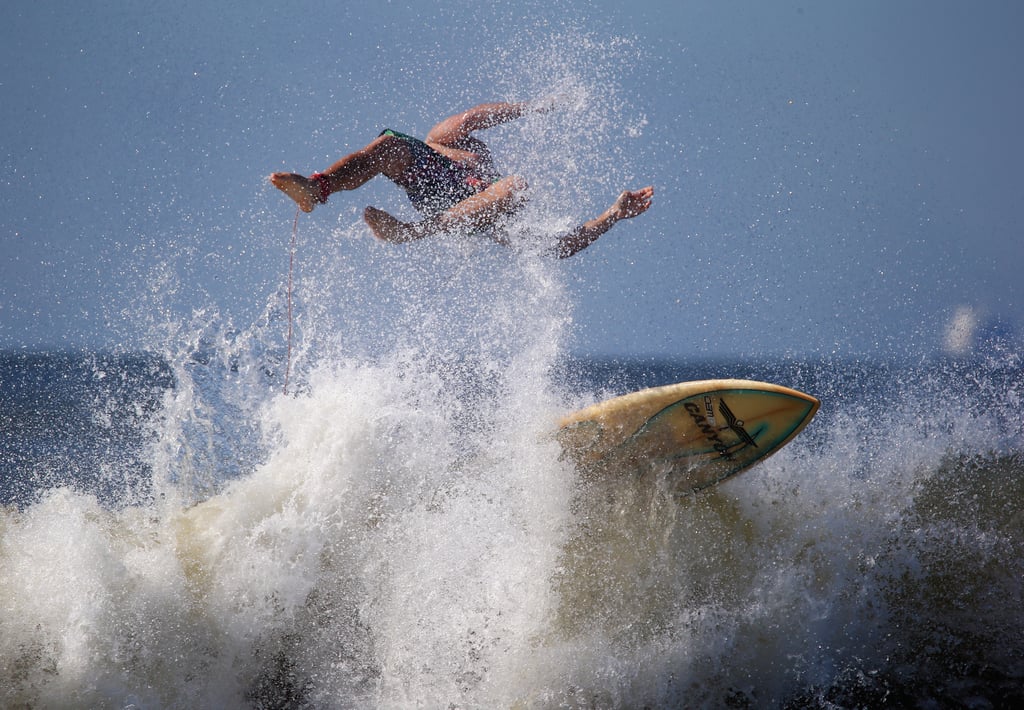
<box><xmin>3</xmin><ymin>32</ymin><xmax>1024</xmax><ymax>710</ymax></box>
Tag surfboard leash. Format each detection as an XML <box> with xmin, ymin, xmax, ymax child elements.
<box><xmin>283</xmin><ymin>206</ymin><xmax>299</xmax><ymax>395</ymax></box>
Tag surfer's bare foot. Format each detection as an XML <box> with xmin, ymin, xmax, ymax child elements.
<box><xmin>270</xmin><ymin>172</ymin><xmax>319</xmax><ymax>213</ymax></box>
<box><xmin>364</xmin><ymin>206</ymin><xmax>419</xmax><ymax>243</ymax></box>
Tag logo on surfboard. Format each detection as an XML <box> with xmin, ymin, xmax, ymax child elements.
<box><xmin>718</xmin><ymin>398</ymin><xmax>759</xmax><ymax>449</ymax></box>
<box><xmin>685</xmin><ymin>397</ymin><xmax>759</xmax><ymax>460</ymax></box>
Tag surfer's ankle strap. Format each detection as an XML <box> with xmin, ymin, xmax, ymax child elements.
<box><xmin>310</xmin><ymin>173</ymin><xmax>331</xmax><ymax>204</ymax></box>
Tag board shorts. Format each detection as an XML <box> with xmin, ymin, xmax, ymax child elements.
<box><xmin>380</xmin><ymin>129</ymin><xmax>499</xmax><ymax>215</ymax></box>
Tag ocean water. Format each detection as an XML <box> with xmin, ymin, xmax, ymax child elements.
<box><xmin>4</xmin><ymin>24</ymin><xmax>1023</xmax><ymax>710</ymax></box>
<box><xmin>3</xmin><ymin>343</ymin><xmax>1023</xmax><ymax>708</ymax></box>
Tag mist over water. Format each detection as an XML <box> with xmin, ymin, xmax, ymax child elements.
<box><xmin>3</xmin><ymin>24</ymin><xmax>1024</xmax><ymax>710</ymax></box>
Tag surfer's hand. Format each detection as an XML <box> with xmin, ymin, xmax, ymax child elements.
<box><xmin>611</xmin><ymin>186</ymin><xmax>654</xmax><ymax>221</ymax></box>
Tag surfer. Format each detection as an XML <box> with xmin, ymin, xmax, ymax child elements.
<box><xmin>269</xmin><ymin>100</ymin><xmax>653</xmax><ymax>258</ymax></box>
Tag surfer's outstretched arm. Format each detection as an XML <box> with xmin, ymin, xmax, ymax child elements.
<box><xmin>553</xmin><ymin>186</ymin><xmax>654</xmax><ymax>258</ymax></box>
<box><xmin>365</xmin><ymin>183</ymin><xmax>653</xmax><ymax>253</ymax></box>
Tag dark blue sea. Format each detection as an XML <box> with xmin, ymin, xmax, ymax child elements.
<box><xmin>2</xmin><ymin>346</ymin><xmax>1022</xmax><ymax>708</ymax></box>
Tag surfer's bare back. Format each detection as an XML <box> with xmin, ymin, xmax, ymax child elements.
<box><xmin>270</xmin><ymin>100</ymin><xmax>653</xmax><ymax>258</ymax></box>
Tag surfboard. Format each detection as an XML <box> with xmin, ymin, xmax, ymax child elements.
<box><xmin>557</xmin><ymin>379</ymin><xmax>819</xmax><ymax>495</ymax></box>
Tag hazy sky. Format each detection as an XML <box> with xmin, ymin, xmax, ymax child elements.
<box><xmin>2</xmin><ymin>0</ymin><xmax>1021</xmax><ymax>359</ymax></box>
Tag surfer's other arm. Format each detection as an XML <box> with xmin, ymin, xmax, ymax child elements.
<box><xmin>553</xmin><ymin>186</ymin><xmax>654</xmax><ymax>258</ymax></box>
<box><xmin>425</xmin><ymin>101</ymin><xmax>540</xmax><ymax>146</ymax></box>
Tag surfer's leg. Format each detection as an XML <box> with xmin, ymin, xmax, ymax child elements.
<box><xmin>270</xmin><ymin>134</ymin><xmax>414</xmax><ymax>212</ymax></box>
<box><xmin>363</xmin><ymin>175</ymin><xmax>528</xmax><ymax>243</ymax></box>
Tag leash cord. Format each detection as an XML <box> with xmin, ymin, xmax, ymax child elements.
<box><xmin>283</xmin><ymin>206</ymin><xmax>299</xmax><ymax>395</ymax></box>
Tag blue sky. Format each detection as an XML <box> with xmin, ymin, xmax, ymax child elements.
<box><xmin>2</xmin><ymin>0</ymin><xmax>1021</xmax><ymax>359</ymax></box>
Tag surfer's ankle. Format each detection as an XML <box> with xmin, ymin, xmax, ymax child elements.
<box><xmin>309</xmin><ymin>173</ymin><xmax>332</xmax><ymax>205</ymax></box>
